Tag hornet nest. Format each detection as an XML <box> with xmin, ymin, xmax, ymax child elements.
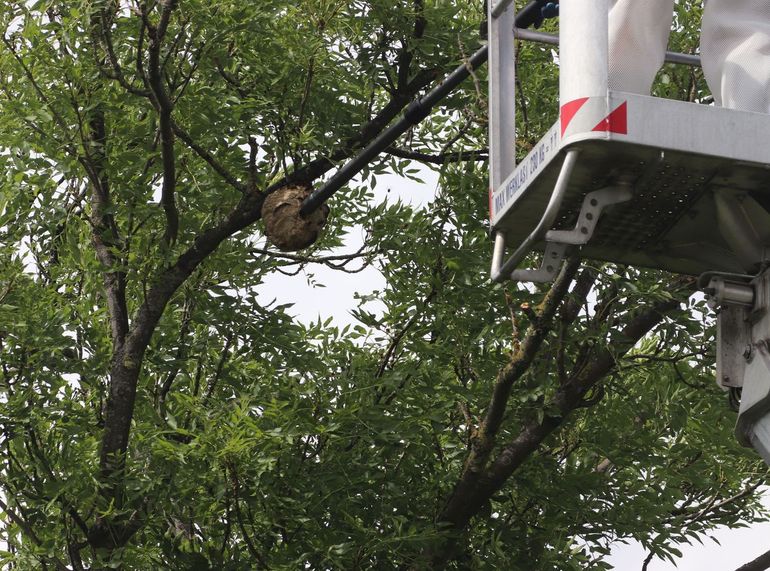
<box><xmin>261</xmin><ymin>184</ymin><xmax>329</xmax><ymax>251</ymax></box>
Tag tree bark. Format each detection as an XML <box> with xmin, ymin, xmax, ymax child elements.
<box><xmin>98</xmin><ymin>190</ymin><xmax>266</xmax><ymax>484</ymax></box>
<box><xmin>425</xmin><ymin>281</ymin><xmax>690</xmax><ymax>568</ymax></box>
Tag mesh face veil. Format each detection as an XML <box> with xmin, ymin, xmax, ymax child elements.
<box><xmin>608</xmin><ymin>0</ymin><xmax>770</xmax><ymax>113</ymax></box>
<box><xmin>702</xmin><ymin>0</ymin><xmax>770</xmax><ymax>113</ymax></box>
<box><xmin>608</xmin><ymin>0</ymin><xmax>675</xmax><ymax>95</ymax></box>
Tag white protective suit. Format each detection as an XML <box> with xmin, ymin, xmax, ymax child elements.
<box><xmin>608</xmin><ymin>0</ymin><xmax>770</xmax><ymax>113</ymax></box>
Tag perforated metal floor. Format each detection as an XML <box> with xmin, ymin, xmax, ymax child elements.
<box><xmin>494</xmin><ymin>139</ymin><xmax>770</xmax><ymax>275</ymax></box>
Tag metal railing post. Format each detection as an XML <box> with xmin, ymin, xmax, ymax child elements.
<box><xmin>488</xmin><ymin>1</ymin><xmax>517</xmax><ymax>192</ymax></box>
<box><xmin>560</xmin><ymin>0</ymin><xmax>608</xmax><ymax>107</ymax></box>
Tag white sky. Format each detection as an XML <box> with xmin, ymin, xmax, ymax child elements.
<box><xmin>607</xmin><ymin>516</ymin><xmax>770</xmax><ymax>570</ymax></box>
<box><xmin>257</xmin><ymin>165</ymin><xmax>770</xmax><ymax>570</ymax></box>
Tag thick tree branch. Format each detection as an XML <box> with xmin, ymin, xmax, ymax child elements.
<box><xmin>81</xmin><ymin>8</ymin><xmax>132</xmax><ymax>360</ymax></box>
<box><xmin>434</xmin><ymin>280</ymin><xmax>690</xmax><ymax>557</ymax></box>
<box><xmin>98</xmin><ymin>189</ymin><xmax>266</xmax><ymax>486</ymax></box>
<box><xmin>432</xmin><ymin>257</ymin><xmax>582</xmax><ymax>547</ymax></box>
<box><xmin>474</xmin><ymin>257</ymin><xmax>582</xmax><ymax>457</ymax></box>
<box><xmin>86</xmin><ymin>107</ymin><xmax>130</xmax><ymax>352</ymax></box>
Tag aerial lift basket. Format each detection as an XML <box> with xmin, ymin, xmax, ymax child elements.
<box><xmin>488</xmin><ymin>0</ymin><xmax>770</xmax><ymax>283</ymax></box>
<box><xmin>487</xmin><ymin>0</ymin><xmax>770</xmax><ymax>463</ymax></box>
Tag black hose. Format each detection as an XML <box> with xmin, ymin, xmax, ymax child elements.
<box><xmin>299</xmin><ymin>0</ymin><xmax>557</xmax><ymax>216</ymax></box>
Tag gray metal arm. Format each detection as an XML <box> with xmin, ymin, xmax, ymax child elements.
<box><xmin>513</xmin><ymin>29</ymin><xmax>702</xmax><ymax>68</ymax></box>
<box><xmin>491</xmin><ymin>0</ymin><xmax>518</xmax><ymax>18</ymax></box>
<box><xmin>490</xmin><ymin>148</ymin><xmax>581</xmax><ymax>282</ymax></box>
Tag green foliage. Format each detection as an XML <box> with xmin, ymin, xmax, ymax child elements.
<box><xmin>0</xmin><ymin>1</ymin><xmax>766</xmax><ymax>569</ymax></box>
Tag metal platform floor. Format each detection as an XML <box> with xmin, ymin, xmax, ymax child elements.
<box><xmin>491</xmin><ymin>92</ymin><xmax>770</xmax><ymax>276</ymax></box>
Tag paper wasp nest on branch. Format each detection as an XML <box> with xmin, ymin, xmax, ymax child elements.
<box><xmin>261</xmin><ymin>184</ymin><xmax>329</xmax><ymax>251</ymax></box>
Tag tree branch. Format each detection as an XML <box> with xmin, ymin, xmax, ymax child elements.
<box><xmin>251</xmin><ymin>245</ymin><xmax>373</xmax><ymax>272</ymax></box>
<box><xmin>641</xmin><ymin>550</ymin><xmax>655</xmax><ymax>571</ymax></box>
<box><xmin>98</xmin><ymin>189</ymin><xmax>266</xmax><ymax>488</ymax></box>
<box><xmin>203</xmin><ymin>334</ymin><xmax>234</xmax><ymax>404</ymax></box>
<box><xmin>227</xmin><ymin>462</ymin><xmax>268</xmax><ymax>568</ymax></box>
<box><xmin>84</xmin><ymin>103</ymin><xmax>130</xmax><ymax>353</ymax></box>
<box><xmin>385</xmin><ymin>146</ymin><xmax>488</xmax><ymax>165</ymax></box>
<box><xmin>157</xmin><ymin>295</ymin><xmax>195</xmax><ymax>418</ymax></box>
<box><xmin>92</xmin><ymin>1</ymin><xmax>152</xmax><ymax>97</ymax></box>
<box><xmin>485</xmin><ymin>293</ymin><xmax>683</xmax><ymax>503</ymax></box>
<box><xmin>467</xmin><ymin>255</ymin><xmax>582</xmax><ymax>462</ymax></box>
<box><xmin>668</xmin><ymin>482</ymin><xmax>763</xmax><ymax>526</ymax></box>
<box><xmin>172</xmin><ymin>120</ymin><xmax>247</xmax><ymax>194</ymax></box>
<box><xmin>0</xmin><ymin>496</ymin><xmax>69</xmax><ymax>570</ymax></box>
<box><xmin>433</xmin><ymin>279</ymin><xmax>690</xmax><ymax>559</ymax></box>
<box><xmin>433</xmin><ymin>257</ymin><xmax>582</xmax><ymax>542</ymax></box>
<box><xmin>265</xmin><ymin>67</ymin><xmax>440</xmax><ymax>191</ymax></box>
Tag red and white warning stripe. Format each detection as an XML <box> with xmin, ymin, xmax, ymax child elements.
<box><xmin>560</xmin><ymin>97</ymin><xmax>628</xmax><ymax>139</ymax></box>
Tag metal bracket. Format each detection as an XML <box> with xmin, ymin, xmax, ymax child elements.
<box><xmin>510</xmin><ymin>242</ymin><xmax>569</xmax><ymax>283</ymax></box>
<box><xmin>716</xmin><ymin>304</ymin><xmax>750</xmax><ymax>389</ymax></box>
<box><xmin>490</xmin><ymin>149</ymin><xmax>581</xmax><ymax>283</ymax></box>
<box><xmin>546</xmin><ymin>183</ymin><xmax>634</xmax><ymax>245</ymax></box>
<box><xmin>490</xmin><ymin>150</ymin><xmax>635</xmax><ymax>283</ymax></box>
<box><xmin>706</xmin><ymin>274</ymin><xmax>754</xmax><ymax>390</ymax></box>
